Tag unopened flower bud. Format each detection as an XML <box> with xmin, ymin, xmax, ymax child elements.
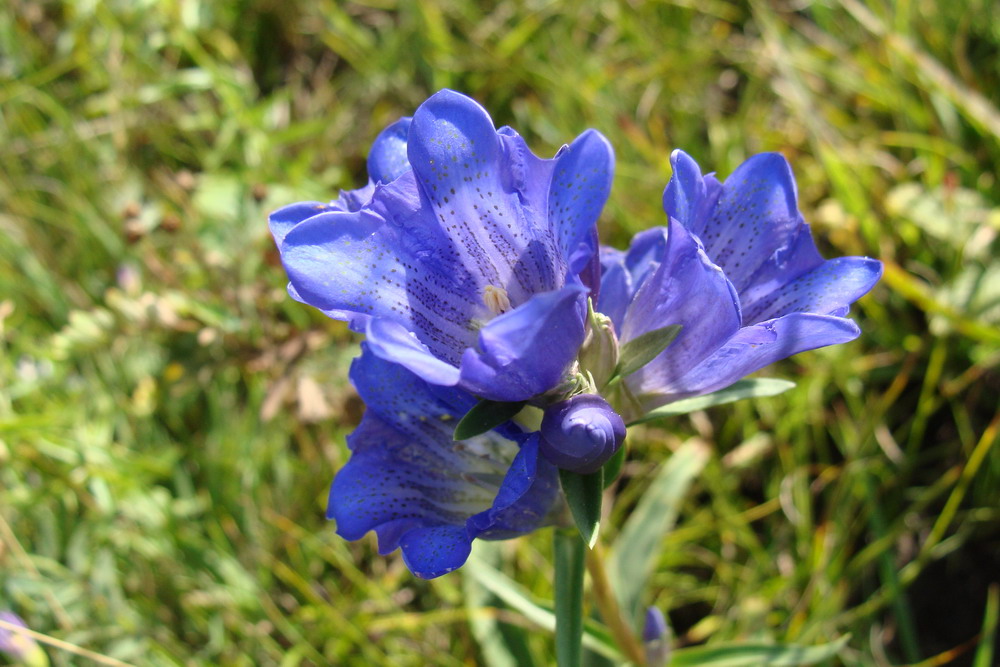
<box><xmin>579</xmin><ymin>305</ymin><xmax>619</xmax><ymax>389</ymax></box>
<box><xmin>539</xmin><ymin>394</ymin><xmax>625</xmax><ymax>473</ymax></box>
<box><xmin>643</xmin><ymin>606</ymin><xmax>671</xmax><ymax>667</ymax></box>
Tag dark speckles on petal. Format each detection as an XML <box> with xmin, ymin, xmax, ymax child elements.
<box><xmin>610</xmin><ymin>150</ymin><xmax>880</xmax><ymax>411</ymax></box>
<box><xmin>276</xmin><ymin>91</ymin><xmax>613</xmax><ymax>396</ymax></box>
<box><xmin>328</xmin><ymin>348</ymin><xmax>558</xmax><ymax>579</ymax></box>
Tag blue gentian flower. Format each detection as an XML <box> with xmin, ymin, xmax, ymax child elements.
<box><xmin>329</xmin><ymin>346</ymin><xmax>559</xmax><ymax>578</ymax></box>
<box><xmin>270</xmin><ymin>90</ymin><xmax>614</xmax><ymax>403</ymax></box>
<box><xmin>599</xmin><ymin>150</ymin><xmax>882</xmax><ymax>417</ymax></box>
<box><xmin>270</xmin><ymin>94</ymin><xmax>882</xmax><ymax>578</ymax></box>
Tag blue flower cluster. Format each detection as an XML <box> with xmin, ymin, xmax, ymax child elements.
<box><xmin>269</xmin><ymin>90</ymin><xmax>881</xmax><ymax>578</ymax></box>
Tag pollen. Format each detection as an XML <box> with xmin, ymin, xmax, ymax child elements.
<box><xmin>482</xmin><ymin>285</ymin><xmax>511</xmax><ymax>316</ymax></box>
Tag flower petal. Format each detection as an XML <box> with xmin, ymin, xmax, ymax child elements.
<box><xmin>406</xmin><ymin>89</ymin><xmax>565</xmax><ymax>304</ymax></box>
<box><xmin>740</xmin><ymin>256</ymin><xmax>883</xmax><ymax>323</ymax></box>
<box><xmin>548</xmin><ymin>129</ymin><xmax>615</xmax><ymax>272</ymax></box>
<box><xmin>278</xmin><ymin>193</ymin><xmax>483</xmax><ymax>363</ymax></box>
<box><xmin>620</xmin><ymin>219</ymin><xmax>742</xmax><ymax>401</ymax></box>
<box><xmin>328</xmin><ymin>348</ymin><xmax>557</xmax><ymax>579</ymax></box>
<box><xmin>639</xmin><ymin>312</ymin><xmax>862</xmax><ymax>409</ymax></box>
<box><xmin>367</xmin><ymin>117</ymin><xmax>413</xmax><ymax>184</ymax></box>
<box><xmin>332</xmin><ymin>181</ymin><xmax>376</xmax><ymax>213</ymax></box>
<box><xmin>400</xmin><ymin>436</ymin><xmax>558</xmax><ymax>577</ymax></box>
<box><xmin>365</xmin><ymin>318</ymin><xmax>462</xmax><ymax>387</ymax></box>
<box><xmin>598</xmin><ymin>228</ymin><xmax>670</xmax><ymax>329</ymax></box>
<box><xmin>662</xmin><ymin>149</ymin><xmax>708</xmax><ymax>230</ymax></box>
<box><xmin>669</xmin><ymin>152</ymin><xmax>806</xmax><ymax>294</ymax></box>
<box><xmin>398</xmin><ymin>525</ymin><xmax>473</xmax><ymax>578</ymax></box>
<box><xmin>596</xmin><ymin>249</ymin><xmax>632</xmax><ymax>330</ymax></box>
<box><xmin>459</xmin><ymin>284</ymin><xmax>588</xmax><ymax>401</ymax></box>
<box><xmin>268</xmin><ymin>201</ymin><xmax>334</xmax><ymax>245</ymax></box>
<box><xmin>466</xmin><ymin>434</ymin><xmax>559</xmax><ymax>540</ymax></box>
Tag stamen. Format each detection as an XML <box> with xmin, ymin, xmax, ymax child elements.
<box><xmin>482</xmin><ymin>285</ymin><xmax>511</xmax><ymax>316</ymax></box>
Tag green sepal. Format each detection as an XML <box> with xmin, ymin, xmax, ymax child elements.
<box><xmin>628</xmin><ymin>378</ymin><xmax>796</xmax><ymax>426</ymax></box>
<box><xmin>559</xmin><ymin>468</ymin><xmax>604</xmax><ymax>548</ymax></box>
<box><xmin>454</xmin><ymin>399</ymin><xmax>526</xmax><ymax>440</ymax></box>
<box><xmin>614</xmin><ymin>325</ymin><xmax>682</xmax><ymax>379</ymax></box>
<box><xmin>601</xmin><ymin>445</ymin><xmax>626</xmax><ymax>489</ymax></box>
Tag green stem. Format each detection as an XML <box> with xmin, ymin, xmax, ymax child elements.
<box><xmin>554</xmin><ymin>528</ymin><xmax>585</xmax><ymax>667</ymax></box>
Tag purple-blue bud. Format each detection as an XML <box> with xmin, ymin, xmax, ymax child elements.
<box><xmin>643</xmin><ymin>606</ymin><xmax>671</xmax><ymax>667</ymax></box>
<box><xmin>539</xmin><ymin>394</ymin><xmax>625</xmax><ymax>473</ymax></box>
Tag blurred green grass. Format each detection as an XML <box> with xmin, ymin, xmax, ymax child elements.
<box><xmin>1</xmin><ymin>0</ymin><xmax>998</xmax><ymax>664</ymax></box>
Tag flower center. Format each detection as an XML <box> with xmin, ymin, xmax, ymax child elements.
<box><xmin>482</xmin><ymin>285</ymin><xmax>511</xmax><ymax>316</ymax></box>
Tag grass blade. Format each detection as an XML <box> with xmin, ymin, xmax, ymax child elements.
<box><xmin>608</xmin><ymin>439</ymin><xmax>710</xmax><ymax>620</ymax></box>
<box><xmin>463</xmin><ymin>553</ymin><xmax>622</xmax><ymax>662</ymax></box>
<box><xmin>669</xmin><ymin>635</ymin><xmax>850</xmax><ymax>666</ymax></box>
<box><xmin>973</xmin><ymin>584</ymin><xmax>999</xmax><ymax>667</ymax></box>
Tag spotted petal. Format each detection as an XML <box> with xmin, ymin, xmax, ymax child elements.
<box><xmin>277</xmin><ymin>90</ymin><xmax>613</xmax><ymax>401</ymax></box>
<box><xmin>328</xmin><ymin>348</ymin><xmax>559</xmax><ymax>578</ymax></box>
<box><xmin>598</xmin><ymin>227</ymin><xmax>669</xmax><ymax>330</ymax></box>
<box><xmin>741</xmin><ymin>256</ymin><xmax>883</xmax><ymax>323</ymax></box>
<box><xmin>642</xmin><ymin>313</ymin><xmax>861</xmax><ymax>408</ymax></box>
<box><xmin>367</xmin><ymin>117</ymin><xmax>413</xmax><ymax>184</ymax></box>
<box><xmin>620</xmin><ymin>219</ymin><xmax>742</xmax><ymax>404</ymax></box>
<box><xmin>665</xmin><ymin>151</ymin><xmax>808</xmax><ymax>296</ymax></box>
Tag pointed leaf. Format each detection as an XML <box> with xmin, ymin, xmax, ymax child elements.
<box><xmin>973</xmin><ymin>583</ymin><xmax>999</xmax><ymax>667</ymax></box>
<box><xmin>464</xmin><ymin>542</ymin><xmax>537</xmax><ymax>667</ymax></box>
<box><xmin>463</xmin><ymin>552</ymin><xmax>622</xmax><ymax>662</ymax></box>
<box><xmin>669</xmin><ymin>636</ymin><xmax>850</xmax><ymax>666</ymax></box>
<box><xmin>454</xmin><ymin>400</ymin><xmax>526</xmax><ymax>440</ymax></box>
<box><xmin>608</xmin><ymin>439</ymin><xmax>710</xmax><ymax>620</ymax></box>
<box><xmin>559</xmin><ymin>469</ymin><xmax>604</xmax><ymax>548</ymax></box>
<box><xmin>601</xmin><ymin>445</ymin><xmax>626</xmax><ymax>490</ymax></box>
<box><xmin>629</xmin><ymin>378</ymin><xmax>795</xmax><ymax>426</ymax></box>
<box><xmin>616</xmin><ymin>325</ymin><xmax>682</xmax><ymax>378</ymax></box>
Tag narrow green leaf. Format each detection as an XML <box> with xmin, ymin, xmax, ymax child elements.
<box><xmin>554</xmin><ymin>530</ymin><xmax>585</xmax><ymax>667</ymax></box>
<box><xmin>601</xmin><ymin>446</ymin><xmax>626</xmax><ymax>489</ymax></box>
<box><xmin>669</xmin><ymin>635</ymin><xmax>850</xmax><ymax>666</ymax></box>
<box><xmin>464</xmin><ymin>542</ymin><xmax>536</xmax><ymax>667</ymax></box>
<box><xmin>615</xmin><ymin>325</ymin><xmax>682</xmax><ymax>378</ymax></box>
<box><xmin>454</xmin><ymin>400</ymin><xmax>525</xmax><ymax>440</ymax></box>
<box><xmin>559</xmin><ymin>469</ymin><xmax>604</xmax><ymax>548</ymax></box>
<box><xmin>973</xmin><ymin>584</ymin><xmax>999</xmax><ymax>667</ymax></box>
<box><xmin>608</xmin><ymin>439</ymin><xmax>710</xmax><ymax>621</ymax></box>
<box><xmin>463</xmin><ymin>552</ymin><xmax>622</xmax><ymax>662</ymax></box>
<box><xmin>628</xmin><ymin>378</ymin><xmax>796</xmax><ymax>426</ymax></box>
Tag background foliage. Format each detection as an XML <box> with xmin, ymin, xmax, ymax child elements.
<box><xmin>1</xmin><ymin>0</ymin><xmax>998</xmax><ymax>664</ymax></box>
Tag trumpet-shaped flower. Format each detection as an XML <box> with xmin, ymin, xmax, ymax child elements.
<box><xmin>599</xmin><ymin>150</ymin><xmax>881</xmax><ymax>416</ymax></box>
<box><xmin>270</xmin><ymin>90</ymin><xmax>614</xmax><ymax>402</ymax></box>
<box><xmin>329</xmin><ymin>346</ymin><xmax>559</xmax><ymax>578</ymax></box>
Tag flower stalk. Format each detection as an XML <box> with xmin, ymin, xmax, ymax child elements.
<box><xmin>584</xmin><ymin>542</ymin><xmax>647</xmax><ymax>666</ymax></box>
<box><xmin>553</xmin><ymin>529</ymin><xmax>586</xmax><ymax>667</ymax></box>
